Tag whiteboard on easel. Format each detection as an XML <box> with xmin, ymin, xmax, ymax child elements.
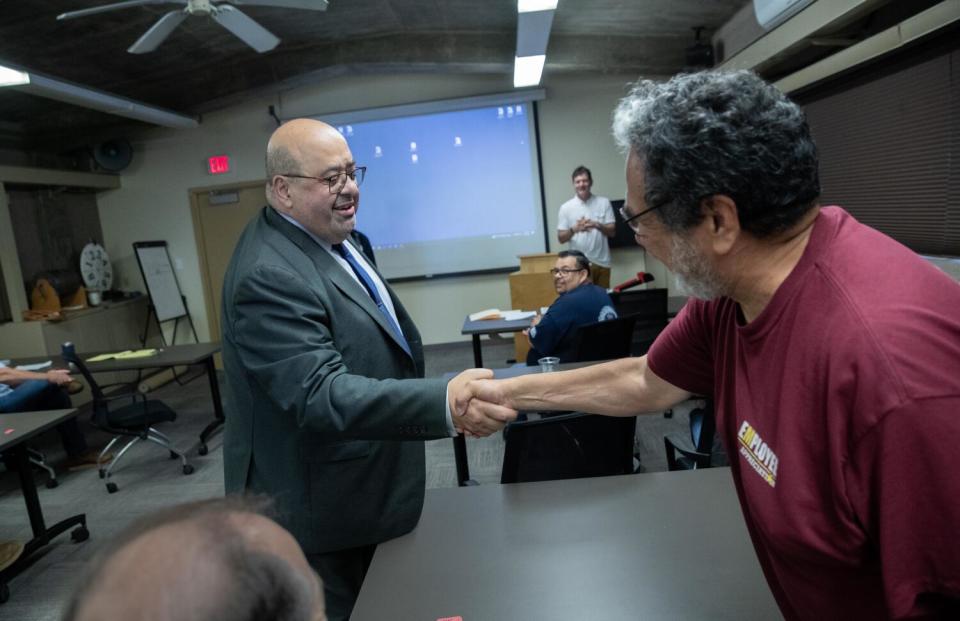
<box><xmin>133</xmin><ymin>241</ymin><xmax>187</xmax><ymax>322</ymax></box>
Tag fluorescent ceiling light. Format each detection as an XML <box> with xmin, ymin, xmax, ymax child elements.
<box><xmin>518</xmin><ymin>0</ymin><xmax>558</xmax><ymax>13</ymax></box>
<box><xmin>0</xmin><ymin>63</ymin><xmax>198</xmax><ymax>128</ymax></box>
<box><xmin>0</xmin><ymin>65</ymin><xmax>30</xmax><ymax>87</ymax></box>
<box><xmin>514</xmin><ymin>55</ymin><xmax>546</xmax><ymax>88</ymax></box>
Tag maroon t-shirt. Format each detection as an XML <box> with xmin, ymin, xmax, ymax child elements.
<box><xmin>648</xmin><ymin>207</ymin><xmax>960</xmax><ymax>620</ymax></box>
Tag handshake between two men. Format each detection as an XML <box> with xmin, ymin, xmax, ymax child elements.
<box><xmin>446</xmin><ymin>369</ymin><xmax>518</xmax><ymax>437</ymax></box>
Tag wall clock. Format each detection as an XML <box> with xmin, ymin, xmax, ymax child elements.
<box><xmin>80</xmin><ymin>242</ymin><xmax>113</xmax><ymax>293</ymax></box>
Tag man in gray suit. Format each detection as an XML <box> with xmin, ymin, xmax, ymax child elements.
<box><xmin>221</xmin><ymin>118</ymin><xmax>514</xmax><ymax>620</ymax></box>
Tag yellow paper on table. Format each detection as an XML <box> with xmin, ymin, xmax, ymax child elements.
<box><xmin>114</xmin><ymin>349</ymin><xmax>158</xmax><ymax>360</ymax></box>
<box><xmin>86</xmin><ymin>349</ymin><xmax>158</xmax><ymax>362</ymax></box>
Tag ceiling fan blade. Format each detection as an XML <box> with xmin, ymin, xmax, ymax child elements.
<box><xmin>227</xmin><ymin>0</ymin><xmax>328</xmax><ymax>10</ymax></box>
<box><xmin>128</xmin><ymin>10</ymin><xmax>189</xmax><ymax>54</ymax></box>
<box><xmin>58</xmin><ymin>0</ymin><xmax>185</xmax><ymax>21</ymax></box>
<box><xmin>211</xmin><ymin>5</ymin><xmax>280</xmax><ymax>53</ymax></box>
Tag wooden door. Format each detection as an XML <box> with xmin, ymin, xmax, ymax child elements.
<box><xmin>191</xmin><ymin>182</ymin><xmax>265</xmax><ymax>364</ymax></box>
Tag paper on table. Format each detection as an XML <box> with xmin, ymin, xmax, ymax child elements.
<box><xmin>86</xmin><ymin>349</ymin><xmax>158</xmax><ymax>363</ymax></box>
<box><xmin>15</xmin><ymin>360</ymin><xmax>52</xmax><ymax>371</ymax></box>
<box><xmin>501</xmin><ymin>310</ymin><xmax>537</xmax><ymax>321</ymax></box>
<box><xmin>114</xmin><ymin>349</ymin><xmax>158</xmax><ymax>360</ymax></box>
<box><xmin>469</xmin><ymin>308</ymin><xmax>502</xmax><ymax>321</ymax></box>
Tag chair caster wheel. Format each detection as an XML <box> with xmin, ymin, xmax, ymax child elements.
<box><xmin>0</xmin><ymin>582</ymin><xmax>9</xmax><ymax>604</ymax></box>
<box><xmin>46</xmin><ymin>478</ymin><xmax>59</xmax><ymax>489</ymax></box>
<box><xmin>71</xmin><ymin>526</ymin><xmax>89</xmax><ymax>543</ymax></box>
<box><xmin>183</xmin><ymin>464</ymin><xmax>195</xmax><ymax>475</ymax></box>
<box><xmin>169</xmin><ymin>450</ymin><xmax>178</xmax><ymax>460</ymax></box>
<box><xmin>98</xmin><ymin>469</ymin><xmax>105</xmax><ymax>479</ymax></box>
<box><xmin>198</xmin><ymin>444</ymin><xmax>208</xmax><ymax>456</ymax></box>
<box><xmin>106</xmin><ymin>482</ymin><xmax>118</xmax><ymax>494</ymax></box>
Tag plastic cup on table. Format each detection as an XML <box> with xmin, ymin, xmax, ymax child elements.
<box><xmin>538</xmin><ymin>356</ymin><xmax>560</xmax><ymax>373</ymax></box>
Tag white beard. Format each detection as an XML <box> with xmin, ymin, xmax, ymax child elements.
<box><xmin>670</xmin><ymin>233</ymin><xmax>728</xmax><ymax>301</ymax></box>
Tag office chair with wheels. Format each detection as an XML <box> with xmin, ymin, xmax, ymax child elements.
<box><xmin>571</xmin><ymin>315</ymin><xmax>638</xmax><ymax>362</ymax></box>
<box><xmin>60</xmin><ymin>344</ymin><xmax>193</xmax><ymax>493</ymax></box>
<box><xmin>501</xmin><ymin>412</ymin><xmax>638</xmax><ymax>484</ymax></box>
<box><xmin>664</xmin><ymin>400</ymin><xmax>716</xmax><ymax>471</ymax></box>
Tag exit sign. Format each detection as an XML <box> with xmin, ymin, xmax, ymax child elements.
<box><xmin>207</xmin><ymin>155</ymin><xmax>230</xmax><ymax>175</ymax></box>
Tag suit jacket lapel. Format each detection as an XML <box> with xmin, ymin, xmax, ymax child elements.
<box><xmin>263</xmin><ymin>208</ymin><xmax>413</xmax><ymax>360</ymax></box>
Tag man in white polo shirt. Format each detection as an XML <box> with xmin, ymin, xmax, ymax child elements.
<box><xmin>557</xmin><ymin>165</ymin><xmax>615</xmax><ymax>288</ymax></box>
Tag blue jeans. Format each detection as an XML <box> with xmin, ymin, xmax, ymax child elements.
<box><xmin>0</xmin><ymin>380</ymin><xmax>88</xmax><ymax>457</ymax></box>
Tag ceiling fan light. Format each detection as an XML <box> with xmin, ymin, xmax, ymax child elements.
<box><xmin>0</xmin><ymin>65</ymin><xmax>30</xmax><ymax>87</ymax></box>
<box><xmin>514</xmin><ymin>54</ymin><xmax>546</xmax><ymax>88</ymax></box>
<box><xmin>518</xmin><ymin>0</ymin><xmax>558</xmax><ymax>13</ymax></box>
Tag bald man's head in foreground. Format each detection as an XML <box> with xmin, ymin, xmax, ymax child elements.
<box><xmin>65</xmin><ymin>497</ymin><xmax>325</xmax><ymax>621</ymax></box>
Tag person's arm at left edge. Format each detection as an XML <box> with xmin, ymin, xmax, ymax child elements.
<box><xmin>0</xmin><ymin>366</ymin><xmax>72</xmax><ymax>387</ymax></box>
<box><xmin>230</xmin><ymin>264</ymin><xmax>513</xmax><ymax>439</ymax></box>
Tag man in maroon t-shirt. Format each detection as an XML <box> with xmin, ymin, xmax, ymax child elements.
<box><xmin>455</xmin><ymin>70</ymin><xmax>960</xmax><ymax>620</ymax></box>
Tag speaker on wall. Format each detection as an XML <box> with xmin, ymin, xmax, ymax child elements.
<box><xmin>92</xmin><ymin>139</ymin><xmax>133</xmax><ymax>172</ymax></box>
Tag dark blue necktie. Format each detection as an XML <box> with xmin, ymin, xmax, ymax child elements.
<box><xmin>332</xmin><ymin>243</ymin><xmax>411</xmax><ymax>356</ymax></box>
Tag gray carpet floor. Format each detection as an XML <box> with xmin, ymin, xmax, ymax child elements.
<box><xmin>0</xmin><ymin>339</ymin><xmax>698</xmax><ymax>620</ymax></box>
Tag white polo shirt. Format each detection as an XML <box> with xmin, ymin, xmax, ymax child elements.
<box><xmin>557</xmin><ymin>194</ymin><xmax>615</xmax><ymax>267</ymax></box>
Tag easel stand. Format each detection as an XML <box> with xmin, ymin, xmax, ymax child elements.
<box><xmin>133</xmin><ymin>240</ymin><xmax>223</xmax><ymax>453</ymax></box>
<box><xmin>141</xmin><ymin>296</ymin><xmax>199</xmax><ymax>348</ymax></box>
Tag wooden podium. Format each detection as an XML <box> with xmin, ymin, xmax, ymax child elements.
<box><xmin>508</xmin><ymin>253</ymin><xmax>558</xmax><ymax>362</ymax></box>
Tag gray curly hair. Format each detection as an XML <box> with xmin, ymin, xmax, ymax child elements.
<box><xmin>612</xmin><ymin>70</ymin><xmax>820</xmax><ymax>238</ymax></box>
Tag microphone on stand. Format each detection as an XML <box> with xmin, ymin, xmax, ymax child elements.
<box><xmin>613</xmin><ymin>272</ymin><xmax>655</xmax><ymax>293</ymax></box>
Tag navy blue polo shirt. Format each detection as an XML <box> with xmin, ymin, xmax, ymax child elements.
<box><xmin>526</xmin><ymin>283</ymin><xmax>617</xmax><ymax>364</ymax></box>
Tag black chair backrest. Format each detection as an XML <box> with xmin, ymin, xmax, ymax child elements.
<box><xmin>571</xmin><ymin>315</ymin><xmax>637</xmax><ymax>362</ymax></box>
<box><xmin>60</xmin><ymin>347</ymin><xmax>107</xmax><ymax>402</ymax></box>
<box><xmin>609</xmin><ymin>288</ymin><xmax>668</xmax><ymax>320</ymax></box>
<box><xmin>609</xmin><ymin>289</ymin><xmax>670</xmax><ymax>356</ymax></box>
<box><xmin>60</xmin><ymin>345</ymin><xmax>116</xmax><ymax>429</ymax></box>
<box><xmin>501</xmin><ymin>412</ymin><xmax>637</xmax><ymax>484</ymax></box>
<box><xmin>664</xmin><ymin>399</ymin><xmax>717</xmax><ymax>471</ymax></box>
<box><xmin>689</xmin><ymin>404</ymin><xmax>716</xmax><ymax>454</ymax></box>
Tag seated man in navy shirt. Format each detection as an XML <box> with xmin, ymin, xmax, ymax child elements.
<box><xmin>525</xmin><ymin>250</ymin><xmax>617</xmax><ymax>365</ymax></box>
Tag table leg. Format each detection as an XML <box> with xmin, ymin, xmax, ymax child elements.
<box><xmin>13</xmin><ymin>446</ymin><xmax>46</xmax><ymax>539</ymax></box>
<box><xmin>198</xmin><ymin>356</ymin><xmax>225</xmax><ymax>455</ymax></box>
<box><xmin>0</xmin><ymin>446</ymin><xmax>88</xmax><ymax>602</ymax></box>
<box><xmin>472</xmin><ymin>334</ymin><xmax>483</xmax><ymax>367</ymax></box>
<box><xmin>453</xmin><ymin>334</ymin><xmax>484</xmax><ymax>487</ymax></box>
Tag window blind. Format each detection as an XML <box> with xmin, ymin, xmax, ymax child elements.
<box><xmin>795</xmin><ymin>34</ymin><xmax>959</xmax><ymax>256</ymax></box>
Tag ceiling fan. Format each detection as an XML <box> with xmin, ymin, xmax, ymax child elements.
<box><xmin>57</xmin><ymin>0</ymin><xmax>328</xmax><ymax>54</ymax></box>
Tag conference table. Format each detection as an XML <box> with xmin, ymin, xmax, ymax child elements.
<box><xmin>352</xmin><ymin>467</ymin><xmax>781</xmax><ymax>620</ymax></box>
<box><xmin>12</xmin><ymin>342</ymin><xmax>224</xmax><ymax>455</ymax></box>
<box><xmin>460</xmin><ymin>315</ymin><xmax>532</xmax><ymax>368</ymax></box>
<box><xmin>0</xmin><ymin>409</ymin><xmax>89</xmax><ymax>604</ymax></box>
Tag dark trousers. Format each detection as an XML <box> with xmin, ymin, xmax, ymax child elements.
<box><xmin>0</xmin><ymin>380</ymin><xmax>87</xmax><ymax>457</ymax></box>
<box><xmin>307</xmin><ymin>544</ymin><xmax>377</xmax><ymax>621</ymax></box>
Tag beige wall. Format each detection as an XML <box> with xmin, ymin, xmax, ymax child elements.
<box><xmin>98</xmin><ymin>71</ymin><xmax>668</xmax><ymax>346</ymax></box>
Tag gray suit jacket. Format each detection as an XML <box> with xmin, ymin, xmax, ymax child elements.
<box><xmin>221</xmin><ymin>206</ymin><xmax>449</xmax><ymax>554</ymax></box>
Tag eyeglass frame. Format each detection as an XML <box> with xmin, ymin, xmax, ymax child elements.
<box><xmin>620</xmin><ymin>193</ymin><xmax>720</xmax><ymax>234</ymax></box>
<box><xmin>619</xmin><ymin>200</ymin><xmax>666</xmax><ymax>234</ymax></box>
<box><xmin>279</xmin><ymin>166</ymin><xmax>367</xmax><ymax>194</ymax></box>
<box><xmin>549</xmin><ymin>267</ymin><xmax>587</xmax><ymax>277</ymax></box>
